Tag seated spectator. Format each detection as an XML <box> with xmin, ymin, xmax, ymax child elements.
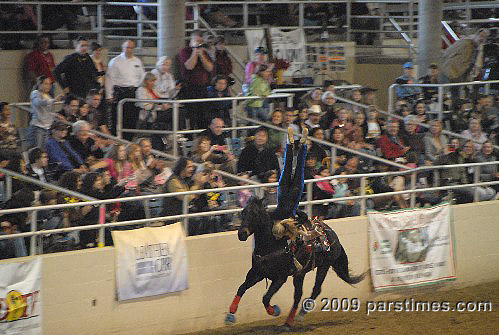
<box><xmin>290</xmin><ymin>105</ymin><xmax>309</xmax><ymax>141</ymax></box>
<box><xmin>193</xmin><ymin>136</ymin><xmax>236</xmax><ymax>174</ymax></box>
<box><xmin>161</xmin><ymin>157</ymin><xmax>209</xmax><ymax>222</ymax></box>
<box><xmin>152</xmin><ymin>56</ymin><xmax>181</xmax><ymax>99</ymax></box>
<box><xmin>76</xmin><ymin>101</ymin><xmax>91</xmax><ymax>123</ymax></box>
<box><xmin>308</xmin><ymin>128</ymin><xmax>329</xmax><ymax>166</ymax></box>
<box><xmin>461</xmin><ymin>117</ymin><xmax>488</xmax><ymax>152</ymax></box>
<box><xmin>424</xmin><ymin>120</ymin><xmax>449</xmax><ymax>165</ymax></box>
<box><xmin>246</xmin><ymin>64</ymin><xmax>272</xmax><ymax>121</ymax></box>
<box><xmin>261</xmin><ymin>170</ymin><xmax>278</xmax><ymax>206</ymax></box>
<box><xmin>330</xmin><ymin>108</ymin><xmax>354</xmax><ymax>139</ymax></box>
<box><xmin>67</xmin><ymin>120</ymin><xmax>104</xmax><ymax>165</ymax></box>
<box><xmin>347</xmin><ymin>88</ymin><xmax>363</xmax><ymax>115</ymax></box>
<box><xmin>348</xmin><ymin>127</ymin><xmax>376</xmax><ymax>158</ymax></box>
<box><xmin>378</xmin><ymin>120</ymin><xmax>411</xmax><ymax>160</ymax></box>
<box><xmin>57</xmin><ymin>95</ymin><xmax>80</xmax><ymax>124</ymax></box>
<box><xmin>301</xmin><ymin>88</ymin><xmax>323</xmax><ymax>109</ymax></box>
<box><xmin>206</xmin><ymin>75</ymin><xmax>232</xmax><ymax>125</ymax></box>
<box><xmin>435</xmin><ymin>140</ymin><xmax>495</xmax><ymax>203</ymax></box>
<box><xmin>477</xmin><ymin>141</ymin><xmax>499</xmax><ymax>192</ymax></box>
<box><xmin>86</xmin><ymin>89</ymin><xmax>109</xmax><ymax>134</ymax></box>
<box><xmin>365</xmin><ymin>106</ymin><xmax>382</xmax><ymax>143</ymax></box>
<box><xmin>304</xmin><ymin>153</ymin><xmax>320</xmax><ymax>180</ymax></box>
<box><xmin>267</xmin><ymin>109</ymin><xmax>285</xmax><ymax>154</ymax></box>
<box><xmin>414</xmin><ymin>100</ymin><xmax>429</xmax><ymax>130</ymax></box>
<box><xmin>214</xmin><ymin>36</ymin><xmax>233</xmax><ymax>77</ymax></box>
<box><xmin>395</xmin><ymin>62</ymin><xmax>421</xmax><ymax>103</ymax></box>
<box><xmin>29</xmin><ymin>76</ymin><xmax>65</xmax><ymax>149</ymax></box>
<box><xmin>0</xmin><ymin>102</ymin><xmax>20</xmax><ymax>160</ymax></box>
<box><xmin>352</xmin><ymin>112</ymin><xmax>368</xmax><ymax>141</ymax></box>
<box><xmin>27</xmin><ymin>147</ymin><xmax>51</xmax><ymax>185</ymax></box>
<box><xmin>477</xmin><ymin>95</ymin><xmax>498</xmax><ymax>134</ymax></box>
<box><xmin>305</xmin><ymin>107</ymin><xmax>322</xmax><ymax>130</ymax></box>
<box><xmin>1</xmin><ymin>188</ymin><xmax>35</xmax><ymax>253</ymax></box>
<box><xmin>237</xmin><ymin>127</ymin><xmax>280</xmax><ymax>180</ymax></box>
<box><xmin>198</xmin><ymin>117</ymin><xmax>229</xmax><ymax>146</ymax></box>
<box><xmin>401</xmin><ymin>116</ymin><xmax>425</xmax><ymax>165</ymax></box>
<box><xmin>320</xmin><ymin>91</ymin><xmax>337</xmax><ymax>129</ymax></box>
<box><xmin>79</xmin><ymin>172</ymin><xmax>105</xmax><ymax>247</ymax></box>
<box><xmin>331</xmin><ymin>169</ymin><xmax>361</xmax><ymax>218</ymax></box>
<box><xmin>361</xmin><ymin>86</ymin><xmax>378</xmax><ymax>106</ymax></box>
<box><xmin>311</xmin><ymin>167</ymin><xmax>335</xmax><ymax>218</ymax></box>
<box><xmin>138</xmin><ymin>137</ymin><xmax>168</xmax><ymax>172</ymax></box>
<box><xmin>46</xmin><ymin>122</ymin><xmax>87</xmax><ymax>178</ymax></box>
<box><xmin>283</xmin><ymin>108</ymin><xmax>298</xmax><ymax>130</ymax></box>
<box><xmin>4</xmin><ymin>156</ymin><xmax>28</xmax><ymax>193</ymax></box>
<box><xmin>0</xmin><ymin>220</ymin><xmax>27</xmax><ymax>259</ymax></box>
<box><xmin>330</xmin><ymin>127</ymin><xmax>350</xmax><ymax>168</ymax></box>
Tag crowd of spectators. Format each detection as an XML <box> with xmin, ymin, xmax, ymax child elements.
<box><xmin>1</xmin><ymin>24</ymin><xmax>499</xmax><ymax>259</ymax></box>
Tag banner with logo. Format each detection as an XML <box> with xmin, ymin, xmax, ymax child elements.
<box><xmin>0</xmin><ymin>257</ymin><xmax>42</xmax><ymax>335</ymax></box>
<box><xmin>368</xmin><ymin>203</ymin><xmax>456</xmax><ymax>291</ymax></box>
<box><xmin>245</xmin><ymin>28</ymin><xmax>306</xmax><ymax>76</ymax></box>
<box><xmin>113</xmin><ymin>223</ymin><xmax>188</xmax><ymax>301</ymax></box>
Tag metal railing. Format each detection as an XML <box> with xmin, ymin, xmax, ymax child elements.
<box><xmin>1</xmin><ymin>161</ymin><xmax>498</xmax><ymax>255</ymax></box>
<box><xmin>388</xmin><ymin>80</ymin><xmax>499</xmax><ymax>121</ymax></box>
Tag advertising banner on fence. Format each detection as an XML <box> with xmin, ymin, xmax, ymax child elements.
<box><xmin>113</xmin><ymin>223</ymin><xmax>188</xmax><ymax>301</ymax></box>
<box><xmin>368</xmin><ymin>203</ymin><xmax>456</xmax><ymax>291</ymax></box>
<box><xmin>0</xmin><ymin>257</ymin><xmax>42</xmax><ymax>335</ymax></box>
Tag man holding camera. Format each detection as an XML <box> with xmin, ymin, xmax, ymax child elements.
<box><xmin>178</xmin><ymin>30</ymin><xmax>214</xmax><ymax>129</ymax></box>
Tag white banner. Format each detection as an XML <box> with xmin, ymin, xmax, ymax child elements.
<box><xmin>368</xmin><ymin>203</ymin><xmax>456</xmax><ymax>291</ymax></box>
<box><xmin>245</xmin><ymin>28</ymin><xmax>306</xmax><ymax>76</ymax></box>
<box><xmin>0</xmin><ymin>257</ymin><xmax>42</xmax><ymax>335</ymax></box>
<box><xmin>113</xmin><ymin>223</ymin><xmax>188</xmax><ymax>301</ymax></box>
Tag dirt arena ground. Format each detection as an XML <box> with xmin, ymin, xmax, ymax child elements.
<box><xmin>186</xmin><ymin>280</ymin><xmax>498</xmax><ymax>335</ymax></box>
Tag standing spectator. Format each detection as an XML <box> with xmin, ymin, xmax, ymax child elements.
<box><xmin>461</xmin><ymin>117</ymin><xmax>488</xmax><ymax>152</ymax></box>
<box><xmin>54</xmin><ymin>37</ymin><xmax>100</xmax><ymax>99</ymax></box>
<box><xmin>178</xmin><ymin>30</ymin><xmax>214</xmax><ymax>129</ymax></box>
<box><xmin>24</xmin><ymin>35</ymin><xmax>56</xmax><ymax>98</ymax></box>
<box><xmin>441</xmin><ymin>29</ymin><xmax>490</xmax><ymax>108</ymax></box>
<box><xmin>152</xmin><ymin>56</ymin><xmax>181</xmax><ymax>99</ymax></box>
<box><xmin>135</xmin><ymin>72</ymin><xmax>169</xmax><ymax>131</ymax></box>
<box><xmin>419</xmin><ymin>63</ymin><xmax>440</xmax><ymax>102</ymax></box>
<box><xmin>106</xmin><ymin>40</ymin><xmax>145</xmax><ymax>138</ymax></box>
<box><xmin>246</xmin><ymin>64</ymin><xmax>272</xmax><ymax>121</ymax></box>
<box><xmin>206</xmin><ymin>75</ymin><xmax>231</xmax><ymax>125</ymax></box>
<box><xmin>29</xmin><ymin>76</ymin><xmax>65</xmax><ymax>149</ymax></box>
<box><xmin>237</xmin><ymin>127</ymin><xmax>280</xmax><ymax>179</ymax></box>
<box><xmin>424</xmin><ymin>120</ymin><xmax>449</xmax><ymax>165</ymax></box>
<box><xmin>244</xmin><ymin>46</ymin><xmax>268</xmax><ymax>86</ymax></box>
<box><xmin>90</xmin><ymin>42</ymin><xmax>106</xmax><ymax>90</ymax></box>
<box><xmin>0</xmin><ymin>102</ymin><xmax>20</xmax><ymax>160</ymax></box>
<box><xmin>46</xmin><ymin>122</ymin><xmax>87</xmax><ymax>177</ymax></box>
<box><xmin>214</xmin><ymin>36</ymin><xmax>233</xmax><ymax>77</ymax></box>
<box><xmin>378</xmin><ymin>120</ymin><xmax>411</xmax><ymax>160</ymax></box>
<box><xmin>395</xmin><ymin>62</ymin><xmax>421</xmax><ymax>103</ymax></box>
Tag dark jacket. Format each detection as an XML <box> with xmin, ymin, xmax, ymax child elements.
<box><xmin>54</xmin><ymin>52</ymin><xmax>99</xmax><ymax>98</ymax></box>
<box><xmin>67</xmin><ymin>135</ymin><xmax>104</xmax><ymax>162</ymax></box>
<box><xmin>237</xmin><ymin>143</ymin><xmax>280</xmax><ymax>178</ymax></box>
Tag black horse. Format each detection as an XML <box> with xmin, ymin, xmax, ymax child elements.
<box><xmin>225</xmin><ymin>196</ymin><xmax>366</xmax><ymax>328</ymax></box>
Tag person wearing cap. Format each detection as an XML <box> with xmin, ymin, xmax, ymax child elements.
<box><xmin>419</xmin><ymin>63</ymin><xmax>440</xmax><ymax>101</ymax></box>
<box><xmin>441</xmin><ymin>28</ymin><xmax>490</xmax><ymax>109</ymax></box>
<box><xmin>244</xmin><ymin>47</ymin><xmax>268</xmax><ymax>85</ymax></box>
<box><xmin>394</xmin><ymin>62</ymin><xmax>421</xmax><ymax>102</ymax></box>
<box><xmin>46</xmin><ymin>122</ymin><xmax>88</xmax><ymax>176</ymax></box>
<box><xmin>305</xmin><ymin>105</ymin><xmax>323</xmax><ymax>129</ymax></box>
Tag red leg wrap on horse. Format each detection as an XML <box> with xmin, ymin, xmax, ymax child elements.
<box><xmin>229</xmin><ymin>295</ymin><xmax>241</xmax><ymax>314</ymax></box>
<box><xmin>286</xmin><ymin>308</ymin><xmax>297</xmax><ymax>325</ymax></box>
<box><xmin>266</xmin><ymin>305</ymin><xmax>275</xmax><ymax>315</ymax></box>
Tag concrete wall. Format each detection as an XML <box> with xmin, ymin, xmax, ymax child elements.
<box><xmin>0</xmin><ymin>200</ymin><xmax>492</xmax><ymax>334</ymax></box>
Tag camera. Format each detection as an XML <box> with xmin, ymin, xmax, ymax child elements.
<box><xmin>193</xmin><ymin>43</ymin><xmax>208</xmax><ymax>49</ymax></box>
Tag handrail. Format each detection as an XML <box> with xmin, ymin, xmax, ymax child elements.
<box><xmin>441</xmin><ymin>21</ymin><xmax>460</xmax><ymax>44</ymax></box>
<box><xmin>385</xmin><ymin>16</ymin><xmax>418</xmax><ymax>56</ymax></box>
<box><xmin>1</xmin><ymin>160</ymin><xmax>498</xmax><ymax>215</ymax></box>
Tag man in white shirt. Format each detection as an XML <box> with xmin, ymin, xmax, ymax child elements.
<box><xmin>105</xmin><ymin>40</ymin><xmax>145</xmax><ymax>138</ymax></box>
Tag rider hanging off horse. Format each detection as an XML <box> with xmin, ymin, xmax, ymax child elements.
<box><xmin>270</xmin><ymin>126</ymin><xmax>334</xmax><ymax>273</ymax></box>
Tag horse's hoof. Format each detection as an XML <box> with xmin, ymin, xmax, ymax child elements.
<box><xmin>225</xmin><ymin>313</ymin><xmax>236</xmax><ymax>325</ymax></box>
<box><xmin>273</xmin><ymin>305</ymin><xmax>281</xmax><ymax>317</ymax></box>
<box><xmin>296</xmin><ymin>308</ymin><xmax>307</xmax><ymax>322</ymax></box>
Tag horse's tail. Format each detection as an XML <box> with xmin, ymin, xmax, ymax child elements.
<box><xmin>331</xmin><ymin>245</ymin><xmax>366</xmax><ymax>286</ymax></box>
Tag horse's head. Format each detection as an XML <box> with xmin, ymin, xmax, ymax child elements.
<box><xmin>238</xmin><ymin>196</ymin><xmax>267</xmax><ymax>241</ymax></box>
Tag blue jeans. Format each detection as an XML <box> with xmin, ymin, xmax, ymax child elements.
<box><xmin>29</xmin><ymin>125</ymin><xmax>50</xmax><ymax>149</ymax></box>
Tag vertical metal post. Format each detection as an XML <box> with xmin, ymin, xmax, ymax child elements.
<box><xmin>117</xmin><ymin>101</ymin><xmax>123</xmax><ymax>139</ymax></box>
<box><xmin>5</xmin><ymin>175</ymin><xmax>12</xmax><ymax>200</ymax></box>
<box><xmin>243</xmin><ymin>3</ymin><xmax>249</xmax><ymax>28</ymax></box>
<box><xmin>298</xmin><ymin>3</ymin><xmax>304</xmax><ymax>28</ymax></box>
<box><xmin>433</xmin><ymin>170</ymin><xmax>440</xmax><ymax>187</ymax></box>
<box><xmin>98</xmin><ymin>204</ymin><xmax>105</xmax><ymax>247</ymax></box>
<box><xmin>173</xmin><ymin>102</ymin><xmax>179</xmax><ymax>157</ymax></box>
<box><xmin>193</xmin><ymin>5</ymin><xmax>199</xmax><ymax>30</ymax></box>
<box><xmin>437</xmin><ymin>86</ymin><xmax>444</xmax><ymax>121</ymax></box>
<box><xmin>465</xmin><ymin>0</ymin><xmax>471</xmax><ymax>28</ymax></box>
<box><xmin>360</xmin><ymin>177</ymin><xmax>366</xmax><ymax>215</ymax></box>
<box><xmin>30</xmin><ymin>210</ymin><xmax>37</xmax><ymax>256</ymax></box>
<box><xmin>287</xmin><ymin>94</ymin><xmax>294</xmax><ymax>108</ymax></box>
<box><xmin>473</xmin><ymin>166</ymin><xmax>480</xmax><ymax>202</ymax></box>
<box><xmin>231</xmin><ymin>100</ymin><xmax>237</xmax><ymax>139</ymax></box>
<box><xmin>330</xmin><ymin>147</ymin><xmax>337</xmax><ymax>175</ymax></box>
<box><xmin>182</xmin><ymin>196</ymin><xmax>189</xmax><ymax>231</ymax></box>
<box><xmin>306</xmin><ymin>182</ymin><xmax>312</xmax><ymax>217</ymax></box>
<box><xmin>408</xmin><ymin>1</ymin><xmax>414</xmax><ymax>39</ymax></box>
<box><xmin>346</xmin><ymin>0</ymin><xmax>351</xmax><ymax>41</ymax></box>
<box><xmin>137</xmin><ymin>11</ymin><xmax>144</xmax><ymax>49</ymax></box>
<box><xmin>37</xmin><ymin>5</ymin><xmax>42</xmax><ymax>33</ymax></box>
<box><xmin>97</xmin><ymin>5</ymin><xmax>104</xmax><ymax>45</ymax></box>
<box><xmin>484</xmin><ymin>83</ymin><xmax>490</xmax><ymax>95</ymax></box>
<box><xmin>410</xmin><ymin>172</ymin><xmax>417</xmax><ymax>208</ymax></box>
<box><xmin>388</xmin><ymin>85</ymin><xmax>395</xmax><ymax>113</ymax></box>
